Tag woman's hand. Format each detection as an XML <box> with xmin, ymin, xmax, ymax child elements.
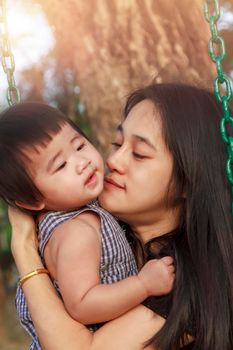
<box><xmin>8</xmin><ymin>206</ymin><xmax>38</xmax><ymax>262</ymax></box>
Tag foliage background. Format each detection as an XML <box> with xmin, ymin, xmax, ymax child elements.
<box><xmin>0</xmin><ymin>0</ymin><xmax>233</xmax><ymax>348</ymax></box>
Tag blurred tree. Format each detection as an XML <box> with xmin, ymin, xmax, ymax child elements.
<box><xmin>219</xmin><ymin>0</ymin><xmax>233</xmax><ymax>81</ymax></box>
<box><xmin>222</xmin><ymin>29</ymin><xmax>233</xmax><ymax>74</ymax></box>
<box><xmin>31</xmin><ymin>0</ymin><xmax>216</xmax><ymax>155</ymax></box>
<box><xmin>0</xmin><ymin>201</ymin><xmax>13</xmax><ymax>331</ymax></box>
<box><xmin>0</xmin><ymin>269</ymin><xmax>6</xmax><ymax>340</ymax></box>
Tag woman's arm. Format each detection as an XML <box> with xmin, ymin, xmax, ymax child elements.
<box><xmin>10</xmin><ymin>207</ymin><xmax>92</xmax><ymax>350</ymax></box>
<box><xmin>17</xmin><ymin>248</ymin><xmax>93</xmax><ymax>350</ymax></box>
<box><xmin>9</xmin><ymin>207</ymin><xmax>165</xmax><ymax>350</ymax></box>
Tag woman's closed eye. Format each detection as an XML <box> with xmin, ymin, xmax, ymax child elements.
<box><xmin>111</xmin><ymin>142</ymin><xmax>122</xmax><ymax>149</ymax></box>
<box><xmin>132</xmin><ymin>152</ymin><xmax>147</xmax><ymax>160</ymax></box>
<box><xmin>111</xmin><ymin>141</ymin><xmax>147</xmax><ymax>159</ymax></box>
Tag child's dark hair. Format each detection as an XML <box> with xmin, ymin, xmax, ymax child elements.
<box><xmin>0</xmin><ymin>102</ymin><xmax>85</xmax><ymax>210</ymax></box>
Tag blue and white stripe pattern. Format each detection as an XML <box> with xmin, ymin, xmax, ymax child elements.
<box><xmin>15</xmin><ymin>200</ymin><xmax>138</xmax><ymax>349</ymax></box>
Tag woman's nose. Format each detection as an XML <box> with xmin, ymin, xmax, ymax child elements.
<box><xmin>106</xmin><ymin>147</ymin><xmax>126</xmax><ymax>174</ymax></box>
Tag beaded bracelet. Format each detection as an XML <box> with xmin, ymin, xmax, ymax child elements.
<box><xmin>18</xmin><ymin>268</ymin><xmax>49</xmax><ymax>287</ymax></box>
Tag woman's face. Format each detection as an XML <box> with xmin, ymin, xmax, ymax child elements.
<box><xmin>99</xmin><ymin>100</ymin><xmax>175</xmax><ymax>230</ymax></box>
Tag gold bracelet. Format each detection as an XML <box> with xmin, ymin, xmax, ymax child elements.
<box><xmin>18</xmin><ymin>268</ymin><xmax>49</xmax><ymax>287</ymax></box>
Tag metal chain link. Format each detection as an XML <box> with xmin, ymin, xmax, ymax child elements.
<box><xmin>204</xmin><ymin>0</ymin><xmax>233</xmax><ymax>213</ymax></box>
<box><xmin>0</xmin><ymin>0</ymin><xmax>20</xmax><ymax>106</ymax></box>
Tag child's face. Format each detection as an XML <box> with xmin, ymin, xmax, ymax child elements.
<box><xmin>23</xmin><ymin>123</ymin><xmax>104</xmax><ymax>211</ymax></box>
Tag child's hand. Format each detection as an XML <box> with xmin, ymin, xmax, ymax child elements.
<box><xmin>137</xmin><ymin>256</ymin><xmax>175</xmax><ymax>297</ymax></box>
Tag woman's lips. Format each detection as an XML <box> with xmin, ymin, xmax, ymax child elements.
<box><xmin>104</xmin><ymin>177</ymin><xmax>125</xmax><ymax>189</ymax></box>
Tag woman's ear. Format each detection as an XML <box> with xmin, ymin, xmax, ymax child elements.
<box><xmin>14</xmin><ymin>200</ymin><xmax>45</xmax><ymax>211</ymax></box>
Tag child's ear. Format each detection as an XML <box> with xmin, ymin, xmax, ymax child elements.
<box><xmin>15</xmin><ymin>200</ymin><xmax>45</xmax><ymax>211</ymax></box>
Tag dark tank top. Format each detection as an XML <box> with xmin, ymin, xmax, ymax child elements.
<box><xmin>142</xmin><ymin>229</ymin><xmax>195</xmax><ymax>349</ymax></box>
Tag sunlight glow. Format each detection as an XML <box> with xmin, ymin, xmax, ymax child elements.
<box><xmin>219</xmin><ymin>5</ymin><xmax>233</xmax><ymax>30</ymax></box>
<box><xmin>0</xmin><ymin>0</ymin><xmax>54</xmax><ymax>107</ymax></box>
<box><xmin>6</xmin><ymin>0</ymin><xmax>54</xmax><ymax>70</ymax></box>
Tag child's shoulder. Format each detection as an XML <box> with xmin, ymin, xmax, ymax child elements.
<box><xmin>39</xmin><ymin>205</ymin><xmax>101</xmax><ymax>230</ymax></box>
<box><xmin>75</xmin><ymin>210</ymin><xmax>101</xmax><ymax>232</ymax></box>
<box><xmin>47</xmin><ymin>211</ymin><xmax>101</xmax><ymax>249</ymax></box>
<box><xmin>45</xmin><ymin>209</ymin><xmax>101</xmax><ymax>233</ymax></box>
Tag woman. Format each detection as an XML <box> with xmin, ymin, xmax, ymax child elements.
<box><xmin>10</xmin><ymin>83</ymin><xmax>233</xmax><ymax>350</ymax></box>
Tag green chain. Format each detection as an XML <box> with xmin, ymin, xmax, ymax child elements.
<box><xmin>204</xmin><ymin>0</ymin><xmax>233</xmax><ymax>213</ymax></box>
<box><xmin>0</xmin><ymin>0</ymin><xmax>20</xmax><ymax>106</ymax></box>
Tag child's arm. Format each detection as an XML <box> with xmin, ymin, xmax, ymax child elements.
<box><xmin>45</xmin><ymin>212</ymin><xmax>174</xmax><ymax>324</ymax></box>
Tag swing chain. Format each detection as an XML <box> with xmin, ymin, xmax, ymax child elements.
<box><xmin>204</xmin><ymin>0</ymin><xmax>233</xmax><ymax>211</ymax></box>
<box><xmin>0</xmin><ymin>0</ymin><xmax>20</xmax><ymax>106</ymax></box>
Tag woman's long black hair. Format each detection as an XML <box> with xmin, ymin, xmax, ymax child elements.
<box><xmin>124</xmin><ymin>83</ymin><xmax>233</xmax><ymax>350</ymax></box>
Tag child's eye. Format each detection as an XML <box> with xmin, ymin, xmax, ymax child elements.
<box><xmin>55</xmin><ymin>162</ymin><xmax>67</xmax><ymax>172</ymax></box>
<box><xmin>77</xmin><ymin>143</ymin><xmax>85</xmax><ymax>151</ymax></box>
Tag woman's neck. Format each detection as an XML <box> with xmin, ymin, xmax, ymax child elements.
<box><xmin>130</xmin><ymin>208</ymin><xmax>180</xmax><ymax>244</ymax></box>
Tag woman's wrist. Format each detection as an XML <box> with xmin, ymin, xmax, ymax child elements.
<box><xmin>12</xmin><ymin>244</ymin><xmax>44</xmax><ymax>276</ymax></box>
<box><xmin>18</xmin><ymin>268</ymin><xmax>49</xmax><ymax>287</ymax></box>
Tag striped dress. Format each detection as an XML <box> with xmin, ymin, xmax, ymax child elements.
<box><xmin>15</xmin><ymin>200</ymin><xmax>138</xmax><ymax>350</ymax></box>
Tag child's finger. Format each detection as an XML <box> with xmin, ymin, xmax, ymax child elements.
<box><xmin>168</xmin><ymin>265</ymin><xmax>175</xmax><ymax>273</ymax></box>
<box><xmin>161</xmin><ymin>256</ymin><xmax>173</xmax><ymax>265</ymax></box>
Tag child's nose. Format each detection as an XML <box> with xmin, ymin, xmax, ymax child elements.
<box><xmin>76</xmin><ymin>158</ymin><xmax>91</xmax><ymax>174</ymax></box>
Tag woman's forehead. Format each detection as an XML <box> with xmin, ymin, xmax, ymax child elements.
<box><xmin>125</xmin><ymin>99</ymin><xmax>160</xmax><ymax>122</ymax></box>
<box><xmin>121</xmin><ymin>100</ymin><xmax>162</xmax><ymax>139</ymax></box>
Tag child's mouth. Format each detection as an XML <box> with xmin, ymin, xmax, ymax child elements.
<box><xmin>85</xmin><ymin>170</ymin><xmax>97</xmax><ymax>187</ymax></box>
